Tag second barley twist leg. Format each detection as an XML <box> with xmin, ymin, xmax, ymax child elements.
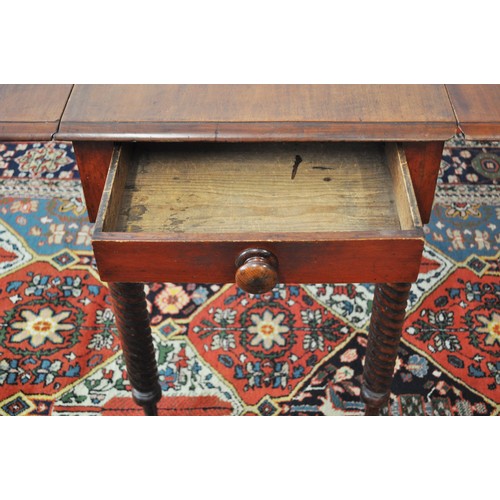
<box><xmin>108</xmin><ymin>282</ymin><xmax>162</xmax><ymax>416</ymax></box>
<box><xmin>361</xmin><ymin>282</ymin><xmax>412</xmax><ymax>416</ymax></box>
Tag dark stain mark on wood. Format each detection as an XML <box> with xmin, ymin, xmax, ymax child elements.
<box><xmin>291</xmin><ymin>155</ymin><xmax>303</xmax><ymax>180</ymax></box>
<box><xmin>168</xmin><ymin>216</ymin><xmax>185</xmax><ymax>232</ymax></box>
<box><xmin>125</xmin><ymin>205</ymin><xmax>147</xmax><ymax>221</ymax></box>
<box><xmin>323</xmin><ymin>177</ymin><xmax>332</xmax><ymax>182</ymax></box>
<box><xmin>312</xmin><ymin>166</ymin><xmax>336</xmax><ymax>171</ymax></box>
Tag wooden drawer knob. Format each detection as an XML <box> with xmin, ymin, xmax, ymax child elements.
<box><xmin>235</xmin><ymin>249</ymin><xmax>278</xmax><ymax>294</ymax></box>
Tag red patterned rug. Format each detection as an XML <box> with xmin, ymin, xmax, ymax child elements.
<box><xmin>0</xmin><ymin>137</ymin><xmax>499</xmax><ymax>415</ymax></box>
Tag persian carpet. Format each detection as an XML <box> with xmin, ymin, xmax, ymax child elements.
<box><xmin>0</xmin><ymin>137</ymin><xmax>499</xmax><ymax>416</ymax></box>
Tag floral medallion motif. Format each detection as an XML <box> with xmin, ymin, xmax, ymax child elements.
<box><xmin>247</xmin><ymin>310</ymin><xmax>289</xmax><ymax>350</ymax></box>
<box><xmin>0</xmin><ymin>261</ymin><xmax>119</xmax><ymax>399</ymax></box>
<box><xmin>13</xmin><ymin>143</ymin><xmax>74</xmax><ymax>178</ymax></box>
<box><xmin>10</xmin><ymin>307</ymin><xmax>73</xmax><ymax>348</ymax></box>
<box><xmin>404</xmin><ymin>267</ymin><xmax>500</xmax><ymax>402</ymax></box>
<box><xmin>154</xmin><ymin>284</ymin><xmax>191</xmax><ymax>315</ymax></box>
<box><xmin>476</xmin><ymin>312</ymin><xmax>500</xmax><ymax>347</ymax></box>
<box><xmin>188</xmin><ymin>285</ymin><xmax>354</xmax><ymax>405</ymax></box>
<box><xmin>145</xmin><ymin>282</ymin><xmax>223</xmax><ymax>324</ymax></box>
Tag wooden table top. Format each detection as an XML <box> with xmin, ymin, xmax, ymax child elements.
<box><xmin>446</xmin><ymin>84</ymin><xmax>500</xmax><ymax>140</ymax></box>
<box><xmin>2</xmin><ymin>85</ymin><xmax>499</xmax><ymax>143</ymax></box>
<box><xmin>0</xmin><ymin>84</ymin><xmax>73</xmax><ymax>140</ymax></box>
<box><xmin>56</xmin><ymin>84</ymin><xmax>457</xmax><ymax>141</ymax></box>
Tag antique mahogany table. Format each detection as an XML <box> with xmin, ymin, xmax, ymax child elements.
<box><xmin>2</xmin><ymin>84</ymin><xmax>498</xmax><ymax>416</ymax></box>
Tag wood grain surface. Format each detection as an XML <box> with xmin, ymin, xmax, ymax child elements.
<box><xmin>73</xmin><ymin>141</ymin><xmax>114</xmax><ymax>222</ymax></box>
<box><xmin>57</xmin><ymin>84</ymin><xmax>456</xmax><ymax>141</ymax></box>
<box><xmin>92</xmin><ymin>236</ymin><xmax>424</xmax><ymax>284</ymax></box>
<box><xmin>0</xmin><ymin>84</ymin><xmax>73</xmax><ymax>140</ymax></box>
<box><xmin>446</xmin><ymin>84</ymin><xmax>500</xmax><ymax>139</ymax></box>
<box><xmin>108</xmin><ymin>142</ymin><xmax>408</xmax><ymax>234</ymax></box>
<box><xmin>403</xmin><ymin>141</ymin><xmax>444</xmax><ymax>224</ymax></box>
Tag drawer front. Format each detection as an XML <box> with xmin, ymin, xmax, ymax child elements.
<box><xmin>92</xmin><ymin>142</ymin><xmax>424</xmax><ymax>287</ymax></box>
<box><xmin>92</xmin><ymin>237</ymin><xmax>424</xmax><ymax>284</ymax></box>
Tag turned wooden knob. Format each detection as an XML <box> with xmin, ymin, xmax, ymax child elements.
<box><xmin>235</xmin><ymin>249</ymin><xmax>279</xmax><ymax>294</ymax></box>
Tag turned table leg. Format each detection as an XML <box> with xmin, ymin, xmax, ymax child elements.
<box><xmin>361</xmin><ymin>282</ymin><xmax>411</xmax><ymax>416</ymax></box>
<box><xmin>108</xmin><ymin>282</ymin><xmax>162</xmax><ymax>416</ymax></box>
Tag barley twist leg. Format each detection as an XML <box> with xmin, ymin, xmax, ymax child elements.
<box><xmin>108</xmin><ymin>282</ymin><xmax>162</xmax><ymax>416</ymax></box>
<box><xmin>361</xmin><ymin>282</ymin><xmax>411</xmax><ymax>416</ymax></box>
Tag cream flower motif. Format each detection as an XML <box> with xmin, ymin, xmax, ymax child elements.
<box><xmin>248</xmin><ymin>310</ymin><xmax>289</xmax><ymax>350</ymax></box>
<box><xmin>303</xmin><ymin>334</ymin><xmax>324</xmax><ymax>352</ymax></box>
<box><xmin>76</xmin><ymin>225</ymin><xmax>92</xmax><ymax>246</ymax></box>
<box><xmin>10</xmin><ymin>200</ymin><xmax>39</xmax><ymax>214</ymax></box>
<box><xmin>154</xmin><ymin>284</ymin><xmax>190</xmax><ymax>314</ymax></box>
<box><xmin>48</xmin><ymin>223</ymin><xmax>65</xmax><ymax>244</ymax></box>
<box><xmin>214</xmin><ymin>308</ymin><xmax>237</xmax><ymax>325</ymax></box>
<box><xmin>476</xmin><ymin>312</ymin><xmax>500</xmax><ymax>347</ymax></box>
<box><xmin>88</xmin><ymin>333</ymin><xmax>113</xmax><ymax>351</ymax></box>
<box><xmin>59</xmin><ymin>197</ymin><xmax>86</xmax><ymax>216</ymax></box>
<box><xmin>96</xmin><ymin>308</ymin><xmax>114</xmax><ymax>324</ymax></box>
<box><xmin>11</xmin><ymin>307</ymin><xmax>72</xmax><ymax>347</ymax></box>
<box><xmin>211</xmin><ymin>333</ymin><xmax>236</xmax><ymax>351</ymax></box>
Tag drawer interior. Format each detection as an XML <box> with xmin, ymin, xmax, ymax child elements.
<box><xmin>100</xmin><ymin>142</ymin><xmax>421</xmax><ymax>236</ymax></box>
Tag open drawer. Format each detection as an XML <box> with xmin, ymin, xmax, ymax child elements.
<box><xmin>92</xmin><ymin>142</ymin><xmax>424</xmax><ymax>290</ymax></box>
